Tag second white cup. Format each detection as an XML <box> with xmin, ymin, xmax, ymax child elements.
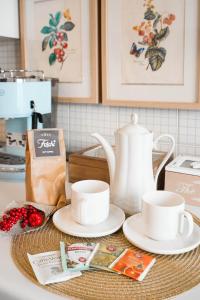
<box><xmin>71</xmin><ymin>180</ymin><xmax>110</xmax><ymax>225</ymax></box>
<box><xmin>142</xmin><ymin>191</ymin><xmax>194</xmax><ymax>241</ymax></box>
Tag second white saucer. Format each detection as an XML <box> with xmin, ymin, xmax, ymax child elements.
<box><xmin>123</xmin><ymin>213</ymin><xmax>200</xmax><ymax>255</ymax></box>
<box><xmin>53</xmin><ymin>204</ymin><xmax>125</xmax><ymax>238</ymax></box>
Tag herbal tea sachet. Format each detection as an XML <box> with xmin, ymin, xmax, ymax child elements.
<box><xmin>88</xmin><ymin>243</ymin><xmax>125</xmax><ymax>272</ymax></box>
<box><xmin>60</xmin><ymin>241</ymin><xmax>96</xmax><ymax>272</ymax></box>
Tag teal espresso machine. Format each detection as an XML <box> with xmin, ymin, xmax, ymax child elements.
<box><xmin>0</xmin><ymin>69</ymin><xmax>52</xmax><ymax>180</ymax></box>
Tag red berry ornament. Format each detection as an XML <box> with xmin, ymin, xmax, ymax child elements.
<box><xmin>28</xmin><ymin>212</ymin><xmax>44</xmax><ymax>227</ymax></box>
<box><xmin>54</xmin><ymin>48</ymin><xmax>61</xmax><ymax>55</ymax></box>
<box><xmin>58</xmin><ymin>57</ymin><xmax>63</xmax><ymax>63</ymax></box>
<box><xmin>139</xmin><ymin>30</ymin><xmax>145</xmax><ymax>36</ymax></box>
<box><xmin>60</xmin><ymin>50</ymin><xmax>65</xmax><ymax>56</ymax></box>
<box><xmin>0</xmin><ymin>205</ymin><xmax>45</xmax><ymax>232</ymax></box>
<box><xmin>58</xmin><ymin>37</ymin><xmax>64</xmax><ymax>42</ymax></box>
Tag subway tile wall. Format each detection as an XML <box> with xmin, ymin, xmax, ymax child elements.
<box><xmin>0</xmin><ymin>38</ymin><xmax>21</xmax><ymax>140</ymax></box>
<box><xmin>0</xmin><ymin>37</ymin><xmax>20</xmax><ymax>70</ymax></box>
<box><xmin>53</xmin><ymin>103</ymin><xmax>200</xmax><ymax>156</ymax></box>
<box><xmin>0</xmin><ymin>38</ymin><xmax>200</xmax><ymax>157</ymax></box>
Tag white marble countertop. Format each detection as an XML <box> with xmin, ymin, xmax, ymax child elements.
<box><xmin>0</xmin><ymin>179</ymin><xmax>200</xmax><ymax>300</ymax></box>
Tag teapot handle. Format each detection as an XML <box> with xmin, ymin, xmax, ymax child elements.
<box><xmin>153</xmin><ymin>134</ymin><xmax>175</xmax><ymax>187</ymax></box>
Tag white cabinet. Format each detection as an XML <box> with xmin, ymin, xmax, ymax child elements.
<box><xmin>0</xmin><ymin>0</ymin><xmax>19</xmax><ymax>38</ymax></box>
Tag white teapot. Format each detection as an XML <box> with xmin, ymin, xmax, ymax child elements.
<box><xmin>92</xmin><ymin>113</ymin><xmax>175</xmax><ymax>215</ymax></box>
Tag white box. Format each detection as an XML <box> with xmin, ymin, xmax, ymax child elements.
<box><xmin>165</xmin><ymin>156</ymin><xmax>200</xmax><ymax>207</ymax></box>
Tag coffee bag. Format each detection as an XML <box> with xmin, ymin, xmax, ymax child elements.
<box><xmin>26</xmin><ymin>129</ymin><xmax>66</xmax><ymax>207</ymax></box>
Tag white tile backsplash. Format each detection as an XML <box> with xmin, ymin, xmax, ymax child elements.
<box><xmin>0</xmin><ymin>37</ymin><xmax>20</xmax><ymax>70</ymax></box>
<box><xmin>0</xmin><ymin>37</ymin><xmax>200</xmax><ymax>157</ymax></box>
<box><xmin>52</xmin><ymin>103</ymin><xmax>200</xmax><ymax>157</ymax></box>
<box><xmin>0</xmin><ymin>38</ymin><xmax>20</xmax><ymax>141</ymax></box>
<box><xmin>0</xmin><ymin>119</ymin><xmax>5</xmax><ymax>141</ymax></box>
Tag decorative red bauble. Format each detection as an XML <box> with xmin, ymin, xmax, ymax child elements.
<box><xmin>0</xmin><ymin>205</ymin><xmax>45</xmax><ymax>232</ymax></box>
<box><xmin>28</xmin><ymin>212</ymin><xmax>44</xmax><ymax>227</ymax></box>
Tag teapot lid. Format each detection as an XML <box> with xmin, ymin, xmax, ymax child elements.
<box><xmin>118</xmin><ymin>113</ymin><xmax>150</xmax><ymax>134</ymax></box>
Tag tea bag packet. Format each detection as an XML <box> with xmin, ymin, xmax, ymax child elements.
<box><xmin>88</xmin><ymin>243</ymin><xmax>125</xmax><ymax>272</ymax></box>
<box><xmin>109</xmin><ymin>249</ymin><xmax>156</xmax><ymax>281</ymax></box>
<box><xmin>60</xmin><ymin>241</ymin><xmax>96</xmax><ymax>272</ymax></box>
<box><xmin>26</xmin><ymin>129</ymin><xmax>67</xmax><ymax>208</ymax></box>
<box><xmin>27</xmin><ymin>251</ymin><xmax>81</xmax><ymax>285</ymax></box>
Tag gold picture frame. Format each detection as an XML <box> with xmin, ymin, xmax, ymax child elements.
<box><xmin>19</xmin><ymin>0</ymin><xmax>99</xmax><ymax>104</ymax></box>
<box><xmin>101</xmin><ymin>0</ymin><xmax>200</xmax><ymax>109</ymax></box>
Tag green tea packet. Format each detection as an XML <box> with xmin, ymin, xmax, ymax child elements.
<box><xmin>60</xmin><ymin>241</ymin><xmax>96</xmax><ymax>272</ymax></box>
<box><xmin>88</xmin><ymin>243</ymin><xmax>125</xmax><ymax>272</ymax></box>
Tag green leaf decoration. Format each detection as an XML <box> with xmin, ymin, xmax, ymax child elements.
<box><xmin>149</xmin><ymin>55</ymin><xmax>164</xmax><ymax>71</ymax></box>
<box><xmin>153</xmin><ymin>14</ymin><xmax>161</xmax><ymax>29</ymax></box>
<box><xmin>49</xmin><ymin>37</ymin><xmax>54</xmax><ymax>48</ymax></box>
<box><xmin>41</xmin><ymin>26</ymin><xmax>54</xmax><ymax>34</ymax></box>
<box><xmin>49</xmin><ymin>53</ymin><xmax>56</xmax><ymax>65</ymax></box>
<box><xmin>145</xmin><ymin>47</ymin><xmax>166</xmax><ymax>71</ymax></box>
<box><xmin>144</xmin><ymin>9</ymin><xmax>156</xmax><ymax>20</ymax></box>
<box><xmin>49</xmin><ymin>12</ymin><xmax>61</xmax><ymax>27</ymax></box>
<box><xmin>49</xmin><ymin>17</ymin><xmax>57</xmax><ymax>27</ymax></box>
<box><xmin>155</xmin><ymin>27</ymin><xmax>169</xmax><ymax>42</ymax></box>
<box><xmin>48</xmin><ymin>33</ymin><xmax>56</xmax><ymax>48</ymax></box>
<box><xmin>60</xmin><ymin>21</ymin><xmax>75</xmax><ymax>31</ymax></box>
<box><xmin>42</xmin><ymin>36</ymin><xmax>50</xmax><ymax>51</ymax></box>
<box><xmin>62</xmin><ymin>32</ymin><xmax>68</xmax><ymax>41</ymax></box>
<box><xmin>55</xmin><ymin>11</ymin><xmax>61</xmax><ymax>25</ymax></box>
<box><xmin>145</xmin><ymin>46</ymin><xmax>166</xmax><ymax>60</ymax></box>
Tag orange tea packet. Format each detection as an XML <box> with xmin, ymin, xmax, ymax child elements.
<box><xmin>109</xmin><ymin>249</ymin><xmax>156</xmax><ymax>281</ymax></box>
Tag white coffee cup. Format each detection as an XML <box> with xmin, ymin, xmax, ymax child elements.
<box><xmin>71</xmin><ymin>180</ymin><xmax>110</xmax><ymax>225</ymax></box>
<box><xmin>142</xmin><ymin>191</ymin><xmax>194</xmax><ymax>241</ymax></box>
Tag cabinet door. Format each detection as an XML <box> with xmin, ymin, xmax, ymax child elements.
<box><xmin>0</xmin><ymin>0</ymin><xmax>19</xmax><ymax>38</ymax></box>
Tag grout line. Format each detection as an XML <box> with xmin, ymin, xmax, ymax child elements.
<box><xmin>176</xmin><ymin>109</ymin><xmax>179</xmax><ymax>156</ymax></box>
<box><xmin>159</xmin><ymin>141</ymin><xmax>200</xmax><ymax>150</ymax></box>
<box><xmin>67</xmin><ymin>104</ymin><xmax>70</xmax><ymax>152</ymax></box>
<box><xmin>177</xmin><ymin>143</ymin><xmax>200</xmax><ymax>149</ymax></box>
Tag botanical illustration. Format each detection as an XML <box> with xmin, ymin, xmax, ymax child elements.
<box><xmin>121</xmin><ymin>0</ymin><xmax>184</xmax><ymax>85</ymax></box>
<box><xmin>130</xmin><ymin>0</ymin><xmax>176</xmax><ymax>72</ymax></box>
<box><xmin>32</xmin><ymin>0</ymin><xmax>82</xmax><ymax>83</ymax></box>
<box><xmin>41</xmin><ymin>9</ymin><xmax>75</xmax><ymax>69</ymax></box>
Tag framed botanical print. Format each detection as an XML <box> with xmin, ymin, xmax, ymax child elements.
<box><xmin>101</xmin><ymin>0</ymin><xmax>200</xmax><ymax>109</ymax></box>
<box><xmin>20</xmin><ymin>0</ymin><xmax>99</xmax><ymax>103</ymax></box>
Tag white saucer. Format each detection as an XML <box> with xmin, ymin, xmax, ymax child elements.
<box><xmin>123</xmin><ymin>213</ymin><xmax>200</xmax><ymax>255</ymax></box>
<box><xmin>53</xmin><ymin>204</ymin><xmax>125</xmax><ymax>238</ymax></box>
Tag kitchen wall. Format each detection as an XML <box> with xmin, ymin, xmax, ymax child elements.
<box><xmin>1</xmin><ymin>38</ymin><xmax>200</xmax><ymax>156</ymax></box>
<box><xmin>54</xmin><ymin>103</ymin><xmax>200</xmax><ymax>156</ymax></box>
<box><xmin>0</xmin><ymin>38</ymin><xmax>21</xmax><ymax>141</ymax></box>
<box><xmin>0</xmin><ymin>37</ymin><xmax>20</xmax><ymax>69</ymax></box>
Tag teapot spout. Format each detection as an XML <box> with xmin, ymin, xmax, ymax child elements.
<box><xmin>91</xmin><ymin>133</ymin><xmax>115</xmax><ymax>183</ymax></box>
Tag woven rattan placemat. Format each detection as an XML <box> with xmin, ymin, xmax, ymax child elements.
<box><xmin>11</xmin><ymin>215</ymin><xmax>200</xmax><ymax>300</ymax></box>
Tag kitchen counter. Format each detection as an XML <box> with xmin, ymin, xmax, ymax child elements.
<box><xmin>0</xmin><ymin>180</ymin><xmax>71</xmax><ymax>300</ymax></box>
<box><xmin>0</xmin><ymin>180</ymin><xmax>200</xmax><ymax>300</ymax></box>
